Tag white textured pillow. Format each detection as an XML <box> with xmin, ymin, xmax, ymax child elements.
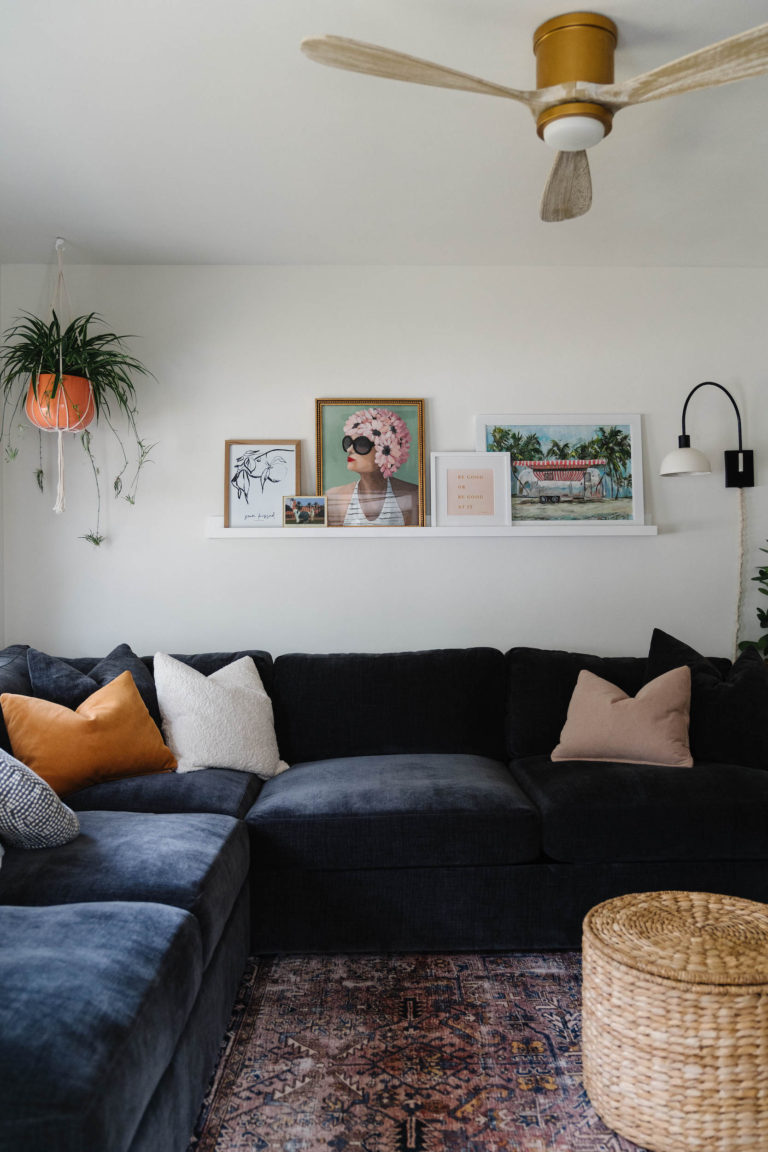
<box><xmin>153</xmin><ymin>654</ymin><xmax>288</xmax><ymax>778</ymax></box>
<box><xmin>0</xmin><ymin>748</ymin><xmax>81</xmax><ymax>847</ymax></box>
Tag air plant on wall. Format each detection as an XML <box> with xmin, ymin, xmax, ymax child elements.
<box><xmin>0</xmin><ymin>308</ymin><xmax>156</xmax><ymax>545</ymax></box>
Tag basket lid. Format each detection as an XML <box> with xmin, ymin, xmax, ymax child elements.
<box><xmin>584</xmin><ymin>890</ymin><xmax>768</xmax><ymax>986</ymax></box>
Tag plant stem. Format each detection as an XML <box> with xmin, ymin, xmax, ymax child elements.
<box><xmin>80</xmin><ymin>429</ymin><xmax>105</xmax><ymax>545</ymax></box>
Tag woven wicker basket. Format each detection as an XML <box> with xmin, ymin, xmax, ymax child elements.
<box><xmin>582</xmin><ymin>890</ymin><xmax>768</xmax><ymax>1152</ymax></box>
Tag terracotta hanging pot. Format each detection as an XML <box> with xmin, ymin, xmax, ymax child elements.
<box><xmin>24</xmin><ymin>373</ymin><xmax>95</xmax><ymax>431</ymax></box>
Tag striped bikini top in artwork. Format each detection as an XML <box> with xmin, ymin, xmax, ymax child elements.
<box><xmin>343</xmin><ymin>478</ymin><xmax>405</xmax><ymax>527</ymax></box>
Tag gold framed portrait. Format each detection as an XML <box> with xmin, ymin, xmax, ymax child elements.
<box><xmin>315</xmin><ymin>399</ymin><xmax>425</xmax><ymax>527</ymax></box>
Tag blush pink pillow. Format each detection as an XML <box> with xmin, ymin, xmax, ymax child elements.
<box><xmin>551</xmin><ymin>666</ymin><xmax>693</xmax><ymax>767</ymax></box>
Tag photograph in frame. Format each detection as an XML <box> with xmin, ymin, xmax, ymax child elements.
<box><xmin>225</xmin><ymin>440</ymin><xmax>301</xmax><ymax>528</ymax></box>
<box><xmin>283</xmin><ymin>496</ymin><xmax>326</xmax><ymax>526</ymax></box>
<box><xmin>430</xmin><ymin>452</ymin><xmax>512</xmax><ymax>527</ymax></box>
<box><xmin>316</xmin><ymin>399</ymin><xmax>425</xmax><ymax>527</ymax></box>
<box><xmin>475</xmin><ymin>414</ymin><xmax>644</xmax><ymax>525</ymax></box>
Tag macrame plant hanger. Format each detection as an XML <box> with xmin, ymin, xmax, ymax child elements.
<box><xmin>48</xmin><ymin>238</ymin><xmax>78</xmax><ymax>514</ymax></box>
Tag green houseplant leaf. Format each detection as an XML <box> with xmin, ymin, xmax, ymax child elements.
<box><xmin>0</xmin><ymin>310</ymin><xmax>151</xmax><ymax>419</ymax></box>
<box><xmin>739</xmin><ymin>539</ymin><xmax>768</xmax><ymax>656</ymax></box>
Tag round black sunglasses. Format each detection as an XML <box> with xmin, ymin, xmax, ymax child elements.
<box><xmin>342</xmin><ymin>435</ymin><xmax>374</xmax><ymax>455</ymax></box>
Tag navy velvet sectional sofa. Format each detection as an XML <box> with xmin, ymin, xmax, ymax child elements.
<box><xmin>0</xmin><ymin>636</ymin><xmax>766</xmax><ymax>1152</ymax></box>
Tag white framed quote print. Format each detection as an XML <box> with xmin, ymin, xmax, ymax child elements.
<box><xmin>430</xmin><ymin>452</ymin><xmax>511</xmax><ymax>527</ymax></box>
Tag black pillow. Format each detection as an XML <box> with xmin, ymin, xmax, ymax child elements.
<box><xmin>646</xmin><ymin>628</ymin><xmax>768</xmax><ymax>770</ymax></box>
<box><xmin>27</xmin><ymin>643</ymin><xmax>162</xmax><ymax>727</ymax></box>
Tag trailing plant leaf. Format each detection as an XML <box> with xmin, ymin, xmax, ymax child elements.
<box><xmin>80</xmin><ymin>429</ymin><xmax>104</xmax><ymax>544</ymax></box>
<box><xmin>126</xmin><ymin>437</ymin><xmax>156</xmax><ymax>502</ymax></box>
<box><xmin>35</xmin><ymin>468</ymin><xmax>44</xmax><ymax>492</ymax></box>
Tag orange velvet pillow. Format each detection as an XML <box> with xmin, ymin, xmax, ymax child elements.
<box><xmin>1</xmin><ymin>671</ymin><xmax>177</xmax><ymax>795</ymax></box>
<box><xmin>551</xmin><ymin>666</ymin><xmax>693</xmax><ymax>767</ymax></box>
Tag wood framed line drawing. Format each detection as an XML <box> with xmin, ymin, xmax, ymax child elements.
<box><xmin>475</xmin><ymin>414</ymin><xmax>645</xmax><ymax>526</ymax></box>
<box><xmin>430</xmin><ymin>452</ymin><xmax>512</xmax><ymax>527</ymax></box>
<box><xmin>225</xmin><ymin>440</ymin><xmax>301</xmax><ymax>527</ymax></box>
<box><xmin>315</xmin><ymin>399</ymin><xmax>426</xmax><ymax>527</ymax></box>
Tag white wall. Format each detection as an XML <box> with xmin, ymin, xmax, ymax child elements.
<box><xmin>1</xmin><ymin>263</ymin><xmax>766</xmax><ymax>659</ymax></box>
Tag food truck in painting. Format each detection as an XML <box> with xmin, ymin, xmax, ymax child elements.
<box><xmin>513</xmin><ymin>459</ymin><xmax>607</xmax><ymax>504</ymax></box>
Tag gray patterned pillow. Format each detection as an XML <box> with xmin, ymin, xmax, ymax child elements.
<box><xmin>0</xmin><ymin>749</ymin><xmax>80</xmax><ymax>848</ymax></box>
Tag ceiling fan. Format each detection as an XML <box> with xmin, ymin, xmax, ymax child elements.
<box><xmin>301</xmin><ymin>13</ymin><xmax>768</xmax><ymax>222</ymax></box>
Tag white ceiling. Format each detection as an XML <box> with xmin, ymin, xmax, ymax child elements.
<box><xmin>1</xmin><ymin>0</ymin><xmax>767</xmax><ymax>266</ymax></box>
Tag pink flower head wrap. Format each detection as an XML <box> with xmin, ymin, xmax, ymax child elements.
<box><xmin>343</xmin><ymin>407</ymin><xmax>411</xmax><ymax>479</ymax></box>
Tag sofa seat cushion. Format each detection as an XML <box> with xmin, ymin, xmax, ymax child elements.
<box><xmin>0</xmin><ymin>900</ymin><xmax>202</xmax><ymax>1152</ymax></box>
<box><xmin>0</xmin><ymin>810</ymin><xmax>248</xmax><ymax>966</ymax></box>
<box><xmin>65</xmin><ymin>765</ymin><xmax>263</xmax><ymax>818</ymax></box>
<box><xmin>246</xmin><ymin>754</ymin><xmax>541</xmax><ymax>869</ymax></box>
<box><xmin>511</xmin><ymin>755</ymin><xmax>768</xmax><ymax>862</ymax></box>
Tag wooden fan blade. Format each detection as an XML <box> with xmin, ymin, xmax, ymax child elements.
<box><xmin>602</xmin><ymin>21</ymin><xmax>768</xmax><ymax>106</ymax></box>
<box><xmin>540</xmin><ymin>151</ymin><xmax>592</xmax><ymax>222</ymax></box>
<box><xmin>301</xmin><ymin>35</ymin><xmax>536</xmax><ymax>106</ymax></box>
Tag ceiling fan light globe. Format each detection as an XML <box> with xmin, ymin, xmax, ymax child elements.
<box><xmin>542</xmin><ymin>115</ymin><xmax>606</xmax><ymax>151</ymax></box>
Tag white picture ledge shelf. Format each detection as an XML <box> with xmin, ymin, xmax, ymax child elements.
<box><xmin>206</xmin><ymin>516</ymin><xmax>658</xmax><ymax>539</ymax></box>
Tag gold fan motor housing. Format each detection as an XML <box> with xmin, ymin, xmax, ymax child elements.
<box><xmin>533</xmin><ymin>12</ymin><xmax>617</xmax><ymax>141</ymax></box>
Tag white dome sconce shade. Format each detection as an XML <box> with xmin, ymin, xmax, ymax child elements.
<box><xmin>659</xmin><ymin>381</ymin><xmax>755</xmax><ymax>487</ymax></box>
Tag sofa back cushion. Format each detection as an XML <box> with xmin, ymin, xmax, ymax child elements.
<box><xmin>505</xmin><ymin>647</ymin><xmax>648</xmax><ymax>759</ymax></box>
<box><xmin>0</xmin><ymin>646</ymin><xmax>31</xmax><ymax>752</ymax></box>
<box><xmin>272</xmin><ymin>648</ymin><xmax>506</xmax><ymax>764</ymax></box>
<box><xmin>0</xmin><ymin>647</ymin><xmax>274</xmax><ymax>753</ymax></box>
<box><xmin>28</xmin><ymin>644</ymin><xmax>162</xmax><ymax>726</ymax></box>
<box><xmin>141</xmin><ymin>650</ymin><xmax>274</xmax><ymax>694</ymax></box>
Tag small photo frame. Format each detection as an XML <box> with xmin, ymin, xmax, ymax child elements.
<box><xmin>225</xmin><ymin>440</ymin><xmax>301</xmax><ymax>528</ymax></box>
<box><xmin>475</xmin><ymin>414</ymin><xmax>645</xmax><ymax>527</ymax></box>
<box><xmin>316</xmin><ymin>399</ymin><xmax>426</xmax><ymax>527</ymax></box>
<box><xmin>283</xmin><ymin>496</ymin><xmax>326</xmax><ymax>526</ymax></box>
<box><xmin>430</xmin><ymin>452</ymin><xmax>512</xmax><ymax>527</ymax></box>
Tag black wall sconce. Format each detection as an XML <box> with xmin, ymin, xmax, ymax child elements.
<box><xmin>659</xmin><ymin>381</ymin><xmax>755</xmax><ymax>487</ymax></box>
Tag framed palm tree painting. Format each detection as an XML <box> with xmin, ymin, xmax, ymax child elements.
<box><xmin>475</xmin><ymin>413</ymin><xmax>645</xmax><ymax>526</ymax></box>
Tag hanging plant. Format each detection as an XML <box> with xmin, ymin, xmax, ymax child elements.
<box><xmin>0</xmin><ymin>309</ymin><xmax>156</xmax><ymax>543</ymax></box>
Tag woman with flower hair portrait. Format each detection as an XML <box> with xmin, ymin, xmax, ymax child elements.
<box><xmin>325</xmin><ymin>406</ymin><xmax>420</xmax><ymax>526</ymax></box>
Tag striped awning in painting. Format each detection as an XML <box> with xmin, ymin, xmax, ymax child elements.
<box><xmin>515</xmin><ymin>459</ymin><xmax>607</xmax><ymax>482</ymax></box>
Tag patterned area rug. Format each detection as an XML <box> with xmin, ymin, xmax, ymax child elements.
<box><xmin>189</xmin><ymin>952</ymin><xmax>646</xmax><ymax>1152</ymax></box>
